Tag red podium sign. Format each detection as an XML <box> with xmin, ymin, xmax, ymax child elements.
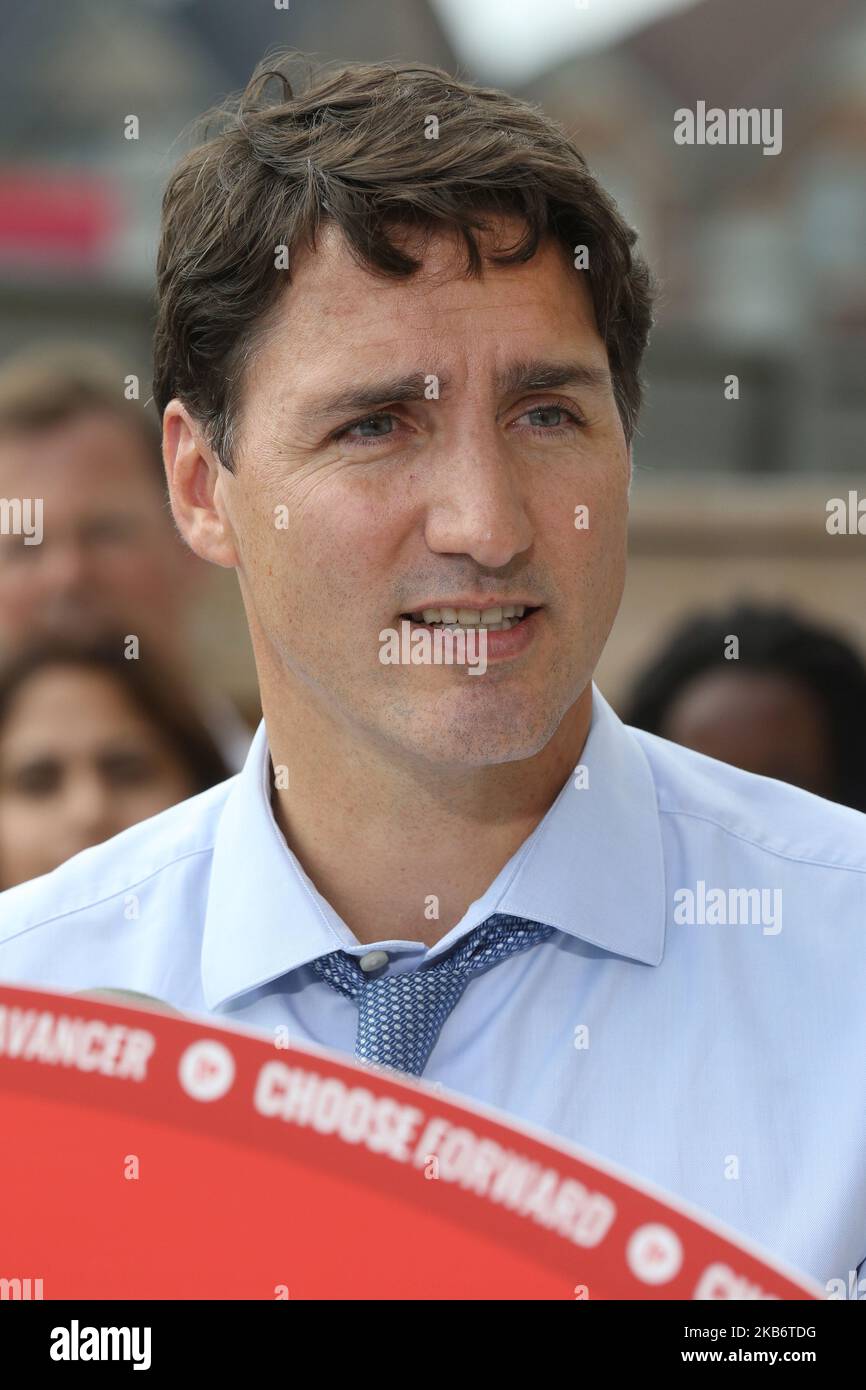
<box><xmin>0</xmin><ymin>985</ymin><xmax>821</xmax><ymax>1300</ymax></box>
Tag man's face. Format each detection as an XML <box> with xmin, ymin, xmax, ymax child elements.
<box><xmin>0</xmin><ymin>412</ymin><xmax>194</xmax><ymax>653</ymax></box>
<box><xmin>214</xmin><ymin>219</ymin><xmax>631</xmax><ymax>767</ymax></box>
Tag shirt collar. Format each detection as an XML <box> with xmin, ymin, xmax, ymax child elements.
<box><xmin>201</xmin><ymin>683</ymin><xmax>666</xmax><ymax>1009</ymax></box>
<box><xmin>494</xmin><ymin>685</ymin><xmax>666</xmax><ymax>965</ymax></box>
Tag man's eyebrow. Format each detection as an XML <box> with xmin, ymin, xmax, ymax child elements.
<box><xmin>302</xmin><ymin>372</ymin><xmax>448</xmax><ymax>423</ymax></box>
<box><xmin>301</xmin><ymin>357</ymin><xmax>611</xmax><ymax>424</ymax></box>
<box><xmin>495</xmin><ymin>357</ymin><xmax>612</xmax><ymax>397</ymax></box>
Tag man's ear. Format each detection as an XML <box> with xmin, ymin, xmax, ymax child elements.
<box><xmin>162</xmin><ymin>400</ymin><xmax>239</xmax><ymax>569</ymax></box>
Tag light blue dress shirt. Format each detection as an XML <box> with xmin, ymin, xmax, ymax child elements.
<box><xmin>1</xmin><ymin>684</ymin><xmax>865</xmax><ymax>1293</ymax></box>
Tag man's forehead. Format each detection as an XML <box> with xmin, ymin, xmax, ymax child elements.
<box><xmin>253</xmin><ymin>223</ymin><xmax>603</xmax><ymax>402</ymax></box>
<box><xmin>290</xmin><ymin>216</ymin><xmax>585</xmax><ymax>310</ymax></box>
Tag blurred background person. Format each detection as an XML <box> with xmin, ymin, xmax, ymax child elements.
<box><xmin>622</xmin><ymin>602</ymin><xmax>866</xmax><ymax>811</ymax></box>
<box><xmin>0</xmin><ymin>636</ymin><xmax>230</xmax><ymax>889</ymax></box>
<box><xmin>0</xmin><ymin>345</ymin><xmax>253</xmax><ymax>769</ymax></box>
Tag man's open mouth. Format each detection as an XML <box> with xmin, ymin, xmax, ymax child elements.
<box><xmin>399</xmin><ymin>605</ymin><xmax>540</xmax><ymax>633</ymax></box>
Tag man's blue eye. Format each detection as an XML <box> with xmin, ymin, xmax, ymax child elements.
<box><xmin>524</xmin><ymin>405</ymin><xmax>582</xmax><ymax>429</ymax></box>
<box><xmin>347</xmin><ymin>414</ymin><xmax>395</xmax><ymax>438</ymax></box>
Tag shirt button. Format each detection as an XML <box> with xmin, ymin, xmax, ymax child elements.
<box><xmin>359</xmin><ymin>950</ymin><xmax>389</xmax><ymax>973</ymax></box>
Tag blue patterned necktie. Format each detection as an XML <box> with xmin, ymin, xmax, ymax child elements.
<box><xmin>309</xmin><ymin>912</ymin><xmax>553</xmax><ymax>1077</ymax></box>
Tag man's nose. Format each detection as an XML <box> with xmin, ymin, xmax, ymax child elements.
<box><xmin>424</xmin><ymin>433</ymin><xmax>534</xmax><ymax>568</ymax></box>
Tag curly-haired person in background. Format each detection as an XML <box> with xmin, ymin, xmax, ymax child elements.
<box><xmin>623</xmin><ymin>603</ymin><xmax>866</xmax><ymax>812</ymax></box>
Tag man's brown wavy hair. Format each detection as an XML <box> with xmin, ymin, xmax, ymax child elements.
<box><xmin>153</xmin><ymin>50</ymin><xmax>655</xmax><ymax>472</ymax></box>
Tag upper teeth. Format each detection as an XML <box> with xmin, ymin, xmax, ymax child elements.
<box><xmin>410</xmin><ymin>605</ymin><xmax>526</xmax><ymax>625</ymax></box>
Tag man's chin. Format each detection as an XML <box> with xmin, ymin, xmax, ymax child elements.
<box><xmin>386</xmin><ymin>702</ymin><xmax>564</xmax><ymax>770</ymax></box>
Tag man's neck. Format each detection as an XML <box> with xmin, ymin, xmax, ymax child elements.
<box><xmin>263</xmin><ymin>685</ymin><xmax>593</xmax><ymax>947</ymax></box>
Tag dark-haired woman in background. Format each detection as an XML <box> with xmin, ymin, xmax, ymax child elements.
<box><xmin>0</xmin><ymin>638</ymin><xmax>230</xmax><ymax>889</ymax></box>
<box><xmin>622</xmin><ymin>603</ymin><xmax>866</xmax><ymax>812</ymax></box>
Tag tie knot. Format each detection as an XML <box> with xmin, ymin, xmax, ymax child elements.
<box><xmin>448</xmin><ymin>913</ymin><xmax>554</xmax><ymax>972</ymax></box>
<box><xmin>308</xmin><ymin>914</ymin><xmax>554</xmax><ymax>1076</ymax></box>
<box><xmin>310</xmin><ymin>913</ymin><xmax>552</xmax><ymax>993</ymax></box>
